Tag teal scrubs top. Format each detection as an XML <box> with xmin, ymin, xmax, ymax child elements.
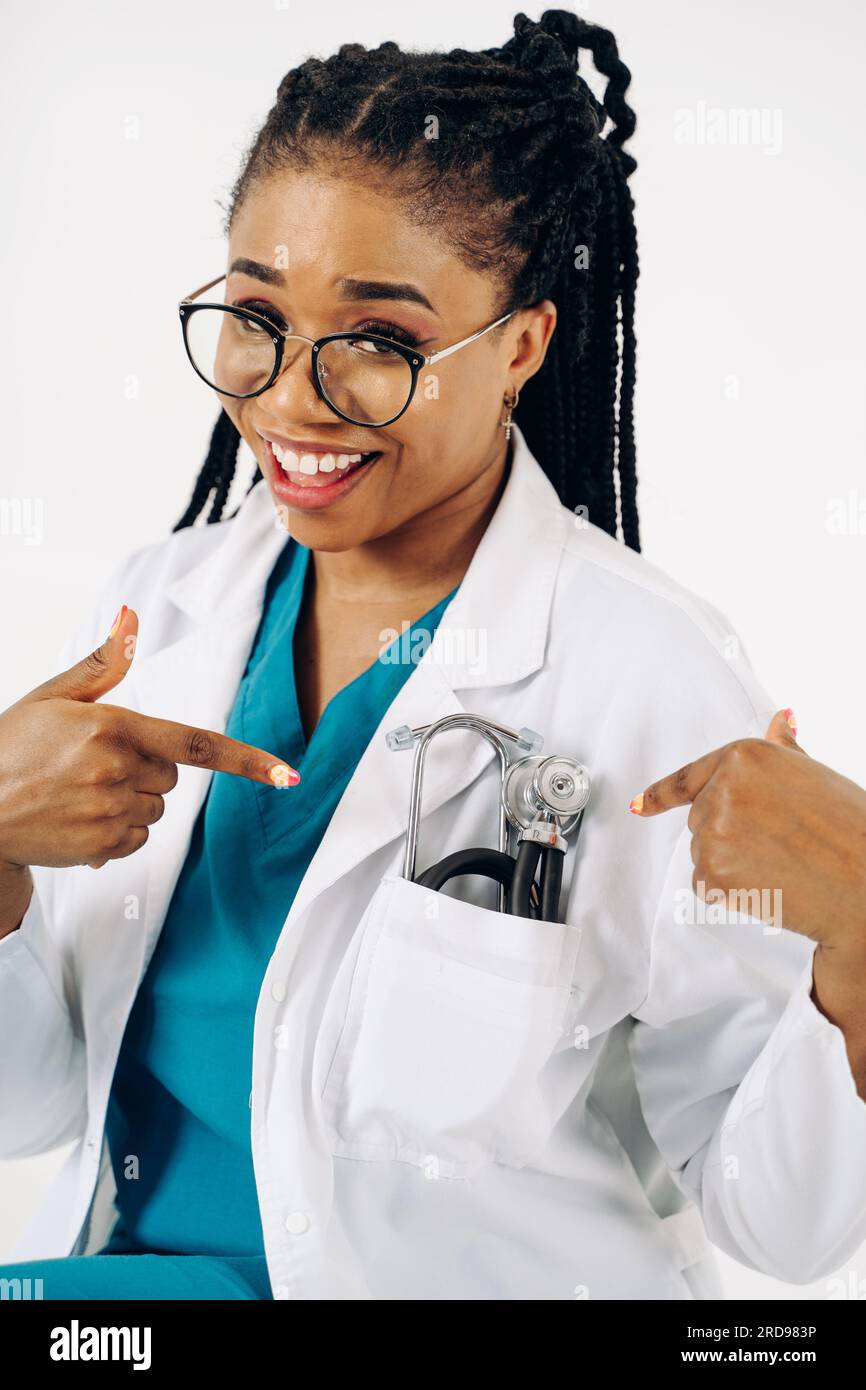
<box><xmin>0</xmin><ymin>535</ymin><xmax>457</xmax><ymax>1300</ymax></box>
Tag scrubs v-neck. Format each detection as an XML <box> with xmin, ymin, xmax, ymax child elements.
<box><xmin>0</xmin><ymin>536</ymin><xmax>458</xmax><ymax>1300</ymax></box>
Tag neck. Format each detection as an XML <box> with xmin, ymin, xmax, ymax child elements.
<box><xmin>309</xmin><ymin>431</ymin><xmax>512</xmax><ymax>606</ymax></box>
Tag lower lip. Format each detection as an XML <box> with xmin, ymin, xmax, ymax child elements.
<box><xmin>262</xmin><ymin>441</ymin><xmax>381</xmax><ymax>511</ymax></box>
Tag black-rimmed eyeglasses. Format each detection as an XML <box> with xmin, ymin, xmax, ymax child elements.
<box><xmin>178</xmin><ymin>273</ymin><xmax>516</xmax><ymax>428</ymax></box>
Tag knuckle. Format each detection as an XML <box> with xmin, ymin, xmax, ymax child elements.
<box><xmin>700</xmin><ymin>839</ymin><xmax>726</xmax><ymax>887</ymax></box>
<box><xmin>160</xmin><ymin>760</ymin><xmax>179</xmax><ymax>792</ymax></box>
<box><xmin>86</xmin><ymin>753</ymin><xmax>129</xmax><ymax>785</ymax></box>
<box><xmin>93</xmin><ymin>788</ymin><xmax>127</xmax><ymax>819</ymax></box>
<box><xmin>672</xmin><ymin>763</ymin><xmax>692</xmax><ymax>797</ymax></box>
<box><xmin>239</xmin><ymin>753</ymin><xmax>260</xmax><ymax>782</ymax></box>
<box><xmin>104</xmin><ymin>754</ymin><xmax>130</xmax><ymax>782</ymax></box>
<box><xmin>82</xmin><ymin>708</ymin><xmax>121</xmax><ymax>750</ymax></box>
<box><xmin>80</xmin><ymin>645</ymin><xmax>110</xmax><ymax>683</ymax></box>
<box><xmin>183</xmin><ymin>729</ymin><xmax>216</xmax><ymax>767</ymax></box>
<box><xmin>711</xmin><ymin>779</ymin><xmax>739</xmax><ymax>832</ymax></box>
<box><xmin>82</xmin><ymin>712</ymin><xmax>109</xmax><ymax>746</ymax></box>
<box><xmin>722</xmin><ymin>738</ymin><xmax>763</xmax><ymax>772</ymax></box>
<box><xmin>79</xmin><ymin>792</ymin><xmax>113</xmax><ymax>820</ymax></box>
<box><xmin>85</xmin><ymin>829</ymin><xmax>118</xmax><ymax>859</ymax></box>
<box><xmin>101</xmin><ymin>826</ymin><xmax>130</xmax><ymax>855</ymax></box>
<box><xmin>115</xmin><ymin>826</ymin><xmax>149</xmax><ymax>858</ymax></box>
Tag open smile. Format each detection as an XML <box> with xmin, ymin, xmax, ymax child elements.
<box><xmin>256</xmin><ymin>431</ymin><xmax>383</xmax><ymax>511</ymax></box>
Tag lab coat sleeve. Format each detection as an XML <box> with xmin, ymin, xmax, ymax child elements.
<box><xmin>0</xmin><ymin>551</ymin><xmax>144</xmax><ymax>1160</ymax></box>
<box><xmin>0</xmin><ymin>874</ymin><xmax>87</xmax><ymax>1158</ymax></box>
<box><xmin>628</xmin><ymin>822</ymin><xmax>866</xmax><ymax>1285</ymax></box>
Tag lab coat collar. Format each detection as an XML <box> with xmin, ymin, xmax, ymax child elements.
<box><xmin>162</xmin><ymin>421</ymin><xmax>567</xmax><ymax>689</ymax></box>
<box><xmin>419</xmin><ymin>423</ymin><xmax>568</xmax><ymax>688</ymax></box>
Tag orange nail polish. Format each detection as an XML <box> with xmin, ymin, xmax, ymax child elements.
<box><xmin>629</xmin><ymin>793</ymin><xmax>644</xmax><ymax>814</ymax></box>
<box><xmin>269</xmin><ymin>763</ymin><xmax>300</xmax><ymax>788</ymax></box>
<box><xmin>783</xmin><ymin>708</ymin><xmax>798</xmax><ymax>737</ymax></box>
<box><xmin>108</xmin><ymin>605</ymin><xmax>127</xmax><ymax>639</ymax></box>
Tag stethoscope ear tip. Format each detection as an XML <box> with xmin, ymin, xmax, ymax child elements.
<box><xmin>515</xmin><ymin>726</ymin><xmax>544</xmax><ymax>756</ymax></box>
<box><xmin>385</xmin><ymin>724</ymin><xmax>415</xmax><ymax>752</ymax></box>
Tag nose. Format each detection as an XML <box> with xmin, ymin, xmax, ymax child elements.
<box><xmin>265</xmin><ymin>334</ymin><xmax>331</xmax><ymax>418</ymax></box>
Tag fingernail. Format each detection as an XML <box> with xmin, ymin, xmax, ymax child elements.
<box><xmin>629</xmin><ymin>793</ymin><xmax>644</xmax><ymax>814</ymax></box>
<box><xmin>783</xmin><ymin>708</ymin><xmax>798</xmax><ymax>737</ymax></box>
<box><xmin>269</xmin><ymin>763</ymin><xmax>301</xmax><ymax>788</ymax></box>
<box><xmin>108</xmin><ymin>605</ymin><xmax>127</xmax><ymax>639</ymax></box>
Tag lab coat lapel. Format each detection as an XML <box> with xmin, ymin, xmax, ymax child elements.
<box><xmin>284</xmin><ymin>425</ymin><xmax>568</xmax><ymax>926</ymax></box>
<box><xmin>286</xmin><ymin>660</ymin><xmax>487</xmax><ymax>926</ymax></box>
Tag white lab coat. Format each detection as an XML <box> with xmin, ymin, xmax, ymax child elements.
<box><xmin>2</xmin><ymin>423</ymin><xmax>865</xmax><ymax>1300</ymax></box>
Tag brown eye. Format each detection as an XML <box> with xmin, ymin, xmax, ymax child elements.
<box><xmin>355</xmin><ymin>320</ymin><xmax>421</xmax><ymax>349</ymax></box>
<box><xmin>347</xmin><ymin>336</ymin><xmax>404</xmax><ymax>359</ymax></box>
<box><xmin>237</xmin><ymin>301</ymin><xmax>286</xmax><ymax>330</ymax></box>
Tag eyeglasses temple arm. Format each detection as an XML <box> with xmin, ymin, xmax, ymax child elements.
<box><xmin>424</xmin><ymin>311</ymin><xmax>516</xmax><ymax>365</ymax></box>
<box><xmin>180</xmin><ymin>272</ymin><xmax>228</xmax><ymax>305</ymax></box>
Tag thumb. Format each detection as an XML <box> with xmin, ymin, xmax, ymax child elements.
<box><xmin>765</xmin><ymin>706</ymin><xmax>806</xmax><ymax>753</ymax></box>
<box><xmin>30</xmin><ymin>604</ymin><xmax>139</xmax><ymax>703</ymax></box>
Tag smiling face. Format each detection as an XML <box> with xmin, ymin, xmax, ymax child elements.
<box><xmin>218</xmin><ymin>166</ymin><xmax>556</xmax><ymax>552</ymax></box>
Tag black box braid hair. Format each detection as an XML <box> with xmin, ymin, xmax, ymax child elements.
<box><xmin>174</xmin><ymin>9</ymin><xmax>640</xmax><ymax>551</ymax></box>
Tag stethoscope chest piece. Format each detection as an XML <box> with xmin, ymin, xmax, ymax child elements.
<box><xmin>502</xmin><ymin>754</ymin><xmax>591</xmax><ymax>838</ymax></box>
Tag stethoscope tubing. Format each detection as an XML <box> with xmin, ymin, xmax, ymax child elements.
<box><xmin>414</xmin><ymin>841</ymin><xmax>565</xmax><ymax>921</ymax></box>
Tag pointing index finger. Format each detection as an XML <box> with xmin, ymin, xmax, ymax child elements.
<box><xmin>124</xmin><ymin>710</ymin><xmax>300</xmax><ymax>787</ymax></box>
<box><xmin>631</xmin><ymin>746</ymin><xmax>726</xmax><ymax>816</ymax></box>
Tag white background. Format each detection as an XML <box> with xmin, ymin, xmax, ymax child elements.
<box><xmin>1</xmin><ymin>0</ymin><xmax>864</xmax><ymax>1298</ymax></box>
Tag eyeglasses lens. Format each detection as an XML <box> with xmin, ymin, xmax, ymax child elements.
<box><xmin>184</xmin><ymin>306</ymin><xmax>414</xmax><ymax>425</ymax></box>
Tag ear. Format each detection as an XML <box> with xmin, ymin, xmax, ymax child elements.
<box><xmin>505</xmin><ymin>299</ymin><xmax>557</xmax><ymax>392</ymax></box>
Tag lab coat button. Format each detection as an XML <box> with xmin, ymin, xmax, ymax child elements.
<box><xmin>271</xmin><ymin>979</ymin><xmax>287</xmax><ymax>1001</ymax></box>
<box><xmin>284</xmin><ymin>1211</ymin><xmax>310</xmax><ymax>1236</ymax></box>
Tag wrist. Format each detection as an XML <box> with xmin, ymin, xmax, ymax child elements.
<box><xmin>812</xmin><ymin>940</ymin><xmax>866</xmax><ymax>1029</ymax></box>
<box><xmin>814</xmin><ymin>932</ymin><xmax>866</xmax><ymax>976</ymax></box>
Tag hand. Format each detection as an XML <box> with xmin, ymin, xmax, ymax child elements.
<box><xmin>629</xmin><ymin>709</ymin><xmax>866</xmax><ymax>952</ymax></box>
<box><xmin>0</xmin><ymin>604</ymin><xmax>300</xmax><ymax>873</ymax></box>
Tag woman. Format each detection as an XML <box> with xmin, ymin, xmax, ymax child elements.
<box><xmin>1</xmin><ymin>9</ymin><xmax>865</xmax><ymax>1302</ymax></box>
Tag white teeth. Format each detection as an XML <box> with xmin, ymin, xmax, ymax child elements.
<box><xmin>267</xmin><ymin>438</ymin><xmax>367</xmax><ymax>476</ymax></box>
<box><xmin>271</xmin><ymin>445</ymin><xmax>299</xmax><ymax>471</ymax></box>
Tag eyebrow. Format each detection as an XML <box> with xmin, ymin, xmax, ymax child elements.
<box><xmin>227</xmin><ymin>258</ymin><xmax>437</xmax><ymax>315</ymax></box>
<box><xmin>229</xmin><ymin>257</ymin><xmax>285</xmax><ymax>286</ymax></box>
<box><xmin>337</xmin><ymin>277</ymin><xmax>437</xmax><ymax>315</ymax></box>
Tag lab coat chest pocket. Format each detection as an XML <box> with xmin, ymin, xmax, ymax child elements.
<box><xmin>320</xmin><ymin>872</ymin><xmax>583</xmax><ymax>1179</ymax></box>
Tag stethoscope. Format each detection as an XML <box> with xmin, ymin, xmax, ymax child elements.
<box><xmin>385</xmin><ymin>714</ymin><xmax>591</xmax><ymax>923</ymax></box>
